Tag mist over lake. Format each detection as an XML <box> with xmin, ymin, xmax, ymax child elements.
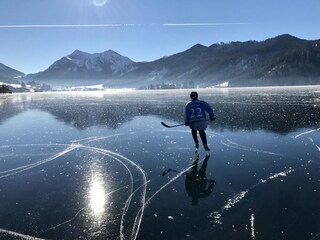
<box><xmin>0</xmin><ymin>86</ymin><xmax>319</xmax><ymax>240</ymax></box>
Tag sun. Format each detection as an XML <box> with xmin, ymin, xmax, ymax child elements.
<box><xmin>93</xmin><ymin>0</ymin><xmax>108</xmax><ymax>6</ymax></box>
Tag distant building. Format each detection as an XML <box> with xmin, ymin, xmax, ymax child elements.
<box><xmin>0</xmin><ymin>84</ymin><xmax>12</xmax><ymax>94</ymax></box>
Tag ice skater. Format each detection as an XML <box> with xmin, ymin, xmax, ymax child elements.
<box><xmin>185</xmin><ymin>91</ymin><xmax>215</xmax><ymax>155</ymax></box>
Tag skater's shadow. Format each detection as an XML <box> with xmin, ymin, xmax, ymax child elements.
<box><xmin>185</xmin><ymin>154</ymin><xmax>215</xmax><ymax>206</ymax></box>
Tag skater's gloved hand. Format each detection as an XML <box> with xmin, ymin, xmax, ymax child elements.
<box><xmin>209</xmin><ymin>116</ymin><xmax>215</xmax><ymax>122</ymax></box>
<box><xmin>185</xmin><ymin>122</ymin><xmax>189</xmax><ymax>126</ymax></box>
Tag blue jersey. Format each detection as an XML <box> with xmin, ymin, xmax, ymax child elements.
<box><xmin>185</xmin><ymin>99</ymin><xmax>214</xmax><ymax>130</ymax></box>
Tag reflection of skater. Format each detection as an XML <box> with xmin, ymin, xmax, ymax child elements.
<box><xmin>185</xmin><ymin>91</ymin><xmax>215</xmax><ymax>154</ymax></box>
<box><xmin>185</xmin><ymin>154</ymin><xmax>215</xmax><ymax>205</ymax></box>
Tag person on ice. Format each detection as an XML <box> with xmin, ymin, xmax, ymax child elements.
<box><xmin>185</xmin><ymin>91</ymin><xmax>215</xmax><ymax>154</ymax></box>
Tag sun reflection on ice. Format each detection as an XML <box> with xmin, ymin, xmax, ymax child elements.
<box><xmin>89</xmin><ymin>178</ymin><xmax>106</xmax><ymax>215</ymax></box>
<box><xmin>86</xmin><ymin>163</ymin><xmax>109</xmax><ymax>222</ymax></box>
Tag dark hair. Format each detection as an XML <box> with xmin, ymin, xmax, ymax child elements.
<box><xmin>190</xmin><ymin>91</ymin><xmax>198</xmax><ymax>100</ymax></box>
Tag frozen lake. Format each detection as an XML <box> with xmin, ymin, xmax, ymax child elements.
<box><xmin>0</xmin><ymin>87</ymin><xmax>319</xmax><ymax>240</ymax></box>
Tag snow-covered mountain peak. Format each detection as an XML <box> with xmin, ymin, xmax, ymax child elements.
<box><xmin>46</xmin><ymin>49</ymin><xmax>136</xmax><ymax>75</ymax></box>
<box><xmin>68</xmin><ymin>50</ymin><xmax>92</xmax><ymax>60</ymax></box>
<box><xmin>103</xmin><ymin>49</ymin><xmax>118</xmax><ymax>55</ymax></box>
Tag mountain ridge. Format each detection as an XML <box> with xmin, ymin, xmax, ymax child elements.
<box><xmin>1</xmin><ymin>34</ymin><xmax>320</xmax><ymax>87</ymax></box>
<box><xmin>0</xmin><ymin>63</ymin><xmax>25</xmax><ymax>82</ymax></box>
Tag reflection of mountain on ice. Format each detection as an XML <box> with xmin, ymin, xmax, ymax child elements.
<box><xmin>1</xmin><ymin>88</ymin><xmax>319</xmax><ymax>133</ymax></box>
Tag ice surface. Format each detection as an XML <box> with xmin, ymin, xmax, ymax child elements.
<box><xmin>0</xmin><ymin>87</ymin><xmax>319</xmax><ymax>239</ymax></box>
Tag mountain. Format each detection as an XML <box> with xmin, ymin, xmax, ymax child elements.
<box><xmin>25</xmin><ymin>34</ymin><xmax>320</xmax><ymax>87</ymax></box>
<box><xmin>0</xmin><ymin>63</ymin><xmax>25</xmax><ymax>83</ymax></box>
<box><xmin>26</xmin><ymin>50</ymin><xmax>136</xmax><ymax>81</ymax></box>
<box><xmin>125</xmin><ymin>34</ymin><xmax>320</xmax><ymax>86</ymax></box>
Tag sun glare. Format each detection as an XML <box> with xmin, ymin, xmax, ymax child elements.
<box><xmin>90</xmin><ymin>178</ymin><xmax>106</xmax><ymax>215</ymax></box>
<box><xmin>93</xmin><ymin>0</ymin><xmax>108</xmax><ymax>6</ymax></box>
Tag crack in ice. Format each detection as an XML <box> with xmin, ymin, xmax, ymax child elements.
<box><xmin>294</xmin><ymin>128</ymin><xmax>320</xmax><ymax>139</ymax></box>
<box><xmin>210</xmin><ymin>168</ymin><xmax>295</xmax><ymax>225</ymax></box>
<box><xmin>0</xmin><ymin>228</ymin><xmax>44</xmax><ymax>240</ymax></box>
<box><xmin>0</xmin><ymin>135</ymin><xmax>147</xmax><ymax>240</ymax></box>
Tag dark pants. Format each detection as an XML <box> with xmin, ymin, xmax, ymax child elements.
<box><xmin>191</xmin><ymin>129</ymin><xmax>208</xmax><ymax>148</ymax></box>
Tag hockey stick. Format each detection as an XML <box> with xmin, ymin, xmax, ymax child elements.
<box><xmin>161</xmin><ymin>122</ymin><xmax>185</xmax><ymax>128</ymax></box>
<box><xmin>161</xmin><ymin>118</ymin><xmax>217</xmax><ymax>128</ymax></box>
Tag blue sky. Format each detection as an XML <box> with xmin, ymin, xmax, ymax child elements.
<box><xmin>0</xmin><ymin>0</ymin><xmax>319</xmax><ymax>74</ymax></box>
